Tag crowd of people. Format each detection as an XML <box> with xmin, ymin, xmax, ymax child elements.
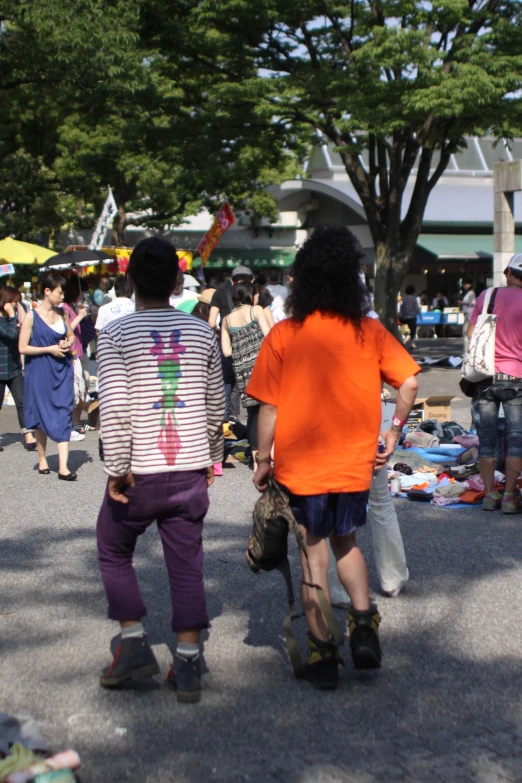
<box><xmin>398</xmin><ymin>279</ymin><xmax>477</xmax><ymax>344</ymax></box>
<box><xmin>1</xmin><ymin>229</ymin><xmax>519</xmax><ymax>702</ymax></box>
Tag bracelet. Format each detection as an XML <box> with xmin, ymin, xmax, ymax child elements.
<box><xmin>255</xmin><ymin>455</ymin><xmax>271</xmax><ymax>465</ymax></box>
<box><xmin>392</xmin><ymin>416</ymin><xmax>406</xmax><ymax>431</ymax></box>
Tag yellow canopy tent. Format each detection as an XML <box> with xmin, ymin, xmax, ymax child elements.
<box><xmin>0</xmin><ymin>237</ymin><xmax>57</xmax><ymax>265</ymax></box>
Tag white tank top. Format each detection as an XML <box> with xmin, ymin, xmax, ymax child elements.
<box><xmin>49</xmin><ymin>319</ymin><xmax>66</xmax><ymax>335</ymax></box>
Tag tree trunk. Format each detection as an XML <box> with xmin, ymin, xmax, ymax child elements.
<box><xmin>373</xmin><ymin>242</ymin><xmax>411</xmax><ymax>340</ymax></box>
<box><xmin>111</xmin><ymin>205</ymin><xmax>126</xmax><ymax>246</ymax></box>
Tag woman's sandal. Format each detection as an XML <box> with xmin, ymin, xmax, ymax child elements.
<box><xmin>38</xmin><ymin>468</ymin><xmax>51</xmax><ymax>475</ymax></box>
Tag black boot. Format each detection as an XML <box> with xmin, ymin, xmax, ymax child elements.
<box><xmin>304</xmin><ymin>633</ymin><xmax>340</xmax><ymax>690</ymax></box>
<box><xmin>348</xmin><ymin>606</ymin><xmax>382</xmax><ymax>669</ymax></box>
<box><xmin>166</xmin><ymin>653</ymin><xmax>201</xmax><ymax>703</ymax></box>
<box><xmin>100</xmin><ymin>636</ymin><xmax>160</xmax><ymax>688</ymax></box>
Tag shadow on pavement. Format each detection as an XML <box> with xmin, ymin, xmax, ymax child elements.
<box><xmin>1</xmin><ymin>465</ymin><xmax>522</xmax><ymax>782</ymax></box>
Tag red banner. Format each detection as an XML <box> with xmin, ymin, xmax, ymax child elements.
<box><xmin>197</xmin><ymin>202</ymin><xmax>236</xmax><ymax>266</ymax></box>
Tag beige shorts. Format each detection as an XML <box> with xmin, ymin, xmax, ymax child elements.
<box><xmin>73</xmin><ymin>357</ymin><xmax>86</xmax><ymax>407</ymax></box>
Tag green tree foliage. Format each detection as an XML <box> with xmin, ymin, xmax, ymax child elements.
<box><xmin>0</xmin><ymin>0</ymin><xmax>303</xmax><ymax>248</ymax></box>
<box><xmin>0</xmin><ymin>0</ymin><xmax>141</xmax><ymax>243</ymax></box>
<box><xmin>190</xmin><ymin>0</ymin><xmax>522</xmax><ymax>331</ymax></box>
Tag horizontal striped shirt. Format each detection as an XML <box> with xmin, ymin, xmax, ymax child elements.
<box><xmin>97</xmin><ymin>308</ymin><xmax>225</xmax><ymax>477</ymax></box>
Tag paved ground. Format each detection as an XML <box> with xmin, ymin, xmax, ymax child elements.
<box><xmin>2</xmin><ymin>356</ymin><xmax>522</xmax><ymax>783</ymax></box>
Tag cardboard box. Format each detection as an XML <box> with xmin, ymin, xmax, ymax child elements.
<box><xmin>413</xmin><ymin>395</ymin><xmax>455</xmax><ymax>423</ymax></box>
<box><xmin>382</xmin><ymin>395</ymin><xmax>455</xmax><ymax>428</ymax></box>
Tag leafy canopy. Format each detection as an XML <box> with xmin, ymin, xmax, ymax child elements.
<box><xmin>189</xmin><ymin>0</ymin><xmax>522</xmax><ymax>326</ymax></box>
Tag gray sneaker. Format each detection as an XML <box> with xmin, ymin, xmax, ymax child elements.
<box><xmin>166</xmin><ymin>654</ymin><xmax>201</xmax><ymax>703</ymax></box>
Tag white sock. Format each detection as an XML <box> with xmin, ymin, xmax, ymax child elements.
<box><xmin>176</xmin><ymin>642</ymin><xmax>199</xmax><ymax>659</ymax></box>
<box><xmin>121</xmin><ymin>622</ymin><xmax>145</xmax><ymax>639</ymax></box>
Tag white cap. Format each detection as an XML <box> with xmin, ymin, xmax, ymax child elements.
<box><xmin>506</xmin><ymin>254</ymin><xmax>522</xmax><ymax>273</ymax></box>
<box><xmin>183</xmin><ymin>274</ymin><xmax>201</xmax><ymax>288</ymax></box>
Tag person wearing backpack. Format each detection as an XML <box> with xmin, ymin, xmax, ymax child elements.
<box><xmin>247</xmin><ymin>226</ymin><xmax>420</xmax><ymax>690</ymax></box>
<box><xmin>468</xmin><ymin>254</ymin><xmax>522</xmax><ymax>513</ymax></box>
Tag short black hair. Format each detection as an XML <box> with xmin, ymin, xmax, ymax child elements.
<box><xmin>232</xmin><ymin>274</ymin><xmax>252</xmax><ymax>286</ymax></box>
<box><xmin>269</xmin><ymin>271</ymin><xmax>279</xmax><ymax>283</ymax></box>
<box><xmin>463</xmin><ymin>278</ymin><xmax>473</xmax><ymax>286</ymax></box>
<box><xmin>128</xmin><ymin>238</ymin><xmax>179</xmax><ymax>298</ymax></box>
<box><xmin>405</xmin><ymin>285</ymin><xmax>415</xmax><ymax>295</ymax></box>
<box><xmin>41</xmin><ymin>272</ymin><xmax>66</xmax><ymax>296</ymax></box>
<box><xmin>506</xmin><ymin>266</ymin><xmax>522</xmax><ymax>282</ymax></box>
<box><xmin>63</xmin><ymin>276</ymin><xmax>82</xmax><ymax>305</ymax></box>
<box><xmin>114</xmin><ymin>275</ymin><xmax>131</xmax><ymax>298</ymax></box>
<box><xmin>286</xmin><ymin>226</ymin><xmax>365</xmax><ymax>325</ymax></box>
<box><xmin>255</xmin><ymin>284</ymin><xmax>273</xmax><ymax>309</ymax></box>
<box><xmin>231</xmin><ymin>282</ymin><xmax>254</xmax><ymax>307</ymax></box>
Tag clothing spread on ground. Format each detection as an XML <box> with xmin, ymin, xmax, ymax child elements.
<box><xmin>247</xmin><ymin>312</ymin><xmax>420</xmax><ymax>495</ymax></box>
<box><xmin>470</xmin><ymin>286</ymin><xmax>522</xmax><ymax>378</ymax></box>
<box><xmin>95</xmin><ymin>297</ymin><xmax>135</xmax><ymax>332</ymax></box>
<box><xmin>97</xmin><ymin>309</ymin><xmax>225</xmax><ymax>477</ymax></box>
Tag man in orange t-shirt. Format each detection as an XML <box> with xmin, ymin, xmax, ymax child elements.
<box><xmin>247</xmin><ymin>226</ymin><xmax>419</xmax><ymax>690</ymax></box>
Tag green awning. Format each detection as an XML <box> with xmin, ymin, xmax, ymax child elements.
<box><xmin>205</xmin><ymin>248</ymin><xmax>296</xmax><ymax>269</ymax></box>
<box><xmin>417</xmin><ymin>233</ymin><xmax>522</xmax><ymax>260</ymax></box>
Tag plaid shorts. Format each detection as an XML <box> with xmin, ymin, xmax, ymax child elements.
<box><xmin>288</xmin><ymin>490</ymin><xmax>369</xmax><ymax>538</ymax></box>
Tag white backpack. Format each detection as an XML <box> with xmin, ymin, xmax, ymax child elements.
<box><xmin>461</xmin><ymin>287</ymin><xmax>498</xmax><ymax>382</ymax></box>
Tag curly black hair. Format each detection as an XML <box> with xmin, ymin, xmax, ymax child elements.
<box><xmin>286</xmin><ymin>226</ymin><xmax>366</xmax><ymax>325</ymax></box>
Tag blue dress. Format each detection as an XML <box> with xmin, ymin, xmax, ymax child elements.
<box><xmin>24</xmin><ymin>310</ymin><xmax>74</xmax><ymax>442</ymax></box>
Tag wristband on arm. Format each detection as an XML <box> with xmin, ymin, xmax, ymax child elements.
<box><xmin>391</xmin><ymin>416</ymin><xmax>406</xmax><ymax>432</ymax></box>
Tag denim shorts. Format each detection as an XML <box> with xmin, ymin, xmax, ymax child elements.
<box><xmin>288</xmin><ymin>490</ymin><xmax>369</xmax><ymax>538</ymax></box>
<box><xmin>477</xmin><ymin>379</ymin><xmax>522</xmax><ymax>459</ymax></box>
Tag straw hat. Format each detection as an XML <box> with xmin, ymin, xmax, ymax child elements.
<box><xmin>197</xmin><ymin>288</ymin><xmax>216</xmax><ymax>305</ymax></box>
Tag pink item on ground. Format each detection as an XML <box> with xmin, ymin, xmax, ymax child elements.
<box><xmin>467</xmin><ymin>474</ymin><xmax>485</xmax><ymax>492</ymax></box>
<box><xmin>453</xmin><ymin>434</ymin><xmax>480</xmax><ymax>448</ymax></box>
<box><xmin>213</xmin><ymin>462</ymin><xmax>223</xmax><ymax>477</ymax></box>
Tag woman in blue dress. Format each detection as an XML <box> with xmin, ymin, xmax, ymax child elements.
<box><xmin>19</xmin><ymin>273</ymin><xmax>78</xmax><ymax>480</ymax></box>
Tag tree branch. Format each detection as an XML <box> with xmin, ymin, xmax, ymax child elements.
<box><xmin>427</xmin><ymin>145</ymin><xmax>453</xmax><ymax>194</ymax></box>
<box><xmin>299</xmin><ymin>21</ymin><xmax>321</xmax><ymax>69</ymax></box>
<box><xmin>399</xmin><ymin>146</ymin><xmax>434</xmax><ymax>251</ymax></box>
<box><xmin>377</xmin><ymin>137</ymin><xmax>389</xmax><ymax>205</ymax></box>
<box><xmin>319</xmin><ymin>0</ymin><xmax>353</xmax><ymax>57</ymax></box>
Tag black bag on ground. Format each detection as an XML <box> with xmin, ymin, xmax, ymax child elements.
<box><xmin>246</xmin><ymin>479</ymin><xmax>343</xmax><ymax>678</ymax></box>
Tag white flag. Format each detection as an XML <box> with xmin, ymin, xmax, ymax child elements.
<box><xmin>89</xmin><ymin>187</ymin><xmax>118</xmax><ymax>250</ymax></box>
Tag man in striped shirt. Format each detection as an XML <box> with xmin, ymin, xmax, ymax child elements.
<box><xmin>96</xmin><ymin>237</ymin><xmax>225</xmax><ymax>702</ymax></box>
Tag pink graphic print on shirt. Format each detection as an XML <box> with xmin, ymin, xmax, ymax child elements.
<box><xmin>150</xmin><ymin>329</ymin><xmax>186</xmax><ymax>465</ymax></box>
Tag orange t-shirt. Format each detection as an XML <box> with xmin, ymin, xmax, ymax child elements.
<box><xmin>246</xmin><ymin>312</ymin><xmax>420</xmax><ymax>495</ymax></box>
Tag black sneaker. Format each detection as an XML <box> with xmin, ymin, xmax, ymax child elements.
<box><xmin>166</xmin><ymin>653</ymin><xmax>201</xmax><ymax>703</ymax></box>
<box><xmin>304</xmin><ymin>633</ymin><xmax>340</xmax><ymax>690</ymax></box>
<box><xmin>348</xmin><ymin>606</ymin><xmax>382</xmax><ymax>669</ymax></box>
<box><xmin>100</xmin><ymin>636</ymin><xmax>160</xmax><ymax>688</ymax></box>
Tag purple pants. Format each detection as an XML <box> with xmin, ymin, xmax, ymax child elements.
<box><xmin>97</xmin><ymin>470</ymin><xmax>209</xmax><ymax>632</ymax></box>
